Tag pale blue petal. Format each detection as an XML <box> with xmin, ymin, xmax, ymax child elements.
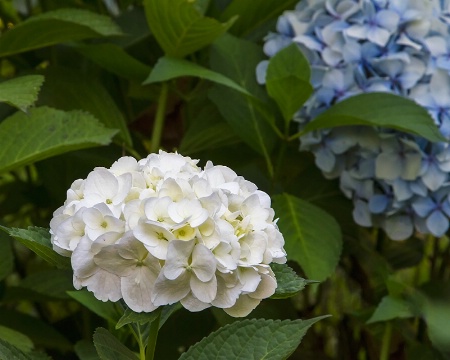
<box><xmin>353</xmin><ymin>199</ymin><xmax>372</xmax><ymax>227</ymax></box>
<box><xmin>426</xmin><ymin>210</ymin><xmax>449</xmax><ymax>237</ymax></box>
<box><xmin>384</xmin><ymin>215</ymin><xmax>413</xmax><ymax>240</ymax></box>
<box><xmin>369</xmin><ymin>194</ymin><xmax>389</xmax><ymax>213</ymax></box>
<box><xmin>421</xmin><ymin>163</ymin><xmax>447</xmax><ymax>191</ymax></box>
<box><xmin>412</xmin><ymin>197</ymin><xmax>435</xmax><ymax>217</ymax></box>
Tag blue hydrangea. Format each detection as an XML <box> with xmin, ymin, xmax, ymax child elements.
<box><xmin>258</xmin><ymin>0</ymin><xmax>450</xmax><ymax>240</ymax></box>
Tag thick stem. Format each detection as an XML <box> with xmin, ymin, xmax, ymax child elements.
<box><xmin>150</xmin><ymin>82</ymin><xmax>169</xmax><ymax>153</ymax></box>
<box><xmin>145</xmin><ymin>312</ymin><xmax>161</xmax><ymax>360</ymax></box>
<box><xmin>379</xmin><ymin>322</ymin><xmax>392</xmax><ymax>360</ymax></box>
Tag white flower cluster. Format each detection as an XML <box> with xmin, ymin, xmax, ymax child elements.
<box><xmin>50</xmin><ymin>151</ymin><xmax>286</xmax><ymax>317</ymax></box>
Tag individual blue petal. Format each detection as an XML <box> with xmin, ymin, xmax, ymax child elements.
<box><xmin>412</xmin><ymin>197</ymin><xmax>435</xmax><ymax>217</ymax></box>
<box><xmin>255</xmin><ymin>61</ymin><xmax>268</xmax><ymax>85</ymax></box>
<box><xmin>392</xmin><ymin>179</ymin><xmax>414</xmax><ymax>201</ymax></box>
<box><xmin>353</xmin><ymin>199</ymin><xmax>372</xmax><ymax>226</ymax></box>
<box><xmin>375</xmin><ymin>152</ymin><xmax>402</xmax><ymax>180</ymax></box>
<box><xmin>421</xmin><ymin>162</ymin><xmax>447</xmax><ymax>191</ymax></box>
<box><xmin>315</xmin><ymin>147</ymin><xmax>336</xmax><ymax>172</ymax></box>
<box><xmin>369</xmin><ymin>194</ymin><xmax>389</xmax><ymax>213</ymax></box>
<box><xmin>384</xmin><ymin>215</ymin><xmax>413</xmax><ymax>240</ymax></box>
<box><xmin>426</xmin><ymin>210</ymin><xmax>449</xmax><ymax>237</ymax></box>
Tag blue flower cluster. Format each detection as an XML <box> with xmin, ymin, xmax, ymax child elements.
<box><xmin>257</xmin><ymin>0</ymin><xmax>450</xmax><ymax>240</ymax></box>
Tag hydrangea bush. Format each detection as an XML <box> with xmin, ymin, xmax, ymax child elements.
<box><xmin>1</xmin><ymin>0</ymin><xmax>450</xmax><ymax>359</ymax></box>
<box><xmin>50</xmin><ymin>151</ymin><xmax>286</xmax><ymax>316</ymax></box>
<box><xmin>257</xmin><ymin>0</ymin><xmax>450</xmax><ymax>240</ymax></box>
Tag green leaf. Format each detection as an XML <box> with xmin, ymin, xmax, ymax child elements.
<box><xmin>0</xmin><ymin>231</ymin><xmax>13</xmax><ymax>281</ymax></box>
<box><xmin>0</xmin><ymin>326</ymin><xmax>34</xmax><ymax>354</ymax></box>
<box><xmin>0</xmin><ymin>75</ymin><xmax>45</xmax><ymax>112</ymax></box>
<box><xmin>266</xmin><ymin>44</ymin><xmax>313</xmax><ymax>123</ymax></box>
<box><xmin>367</xmin><ymin>296</ymin><xmax>414</xmax><ymax>324</ymax></box>
<box><xmin>209</xmin><ymin>35</ymin><xmax>277</xmax><ymax>156</ymax></box>
<box><xmin>116</xmin><ymin>307</ymin><xmax>161</xmax><ymax>329</ymax></box>
<box><xmin>424</xmin><ymin>301</ymin><xmax>450</xmax><ymax>353</ymax></box>
<box><xmin>0</xmin><ymin>9</ymin><xmax>123</xmax><ymax>57</ymax></box>
<box><xmin>19</xmin><ymin>269</ymin><xmax>73</xmax><ymax>300</ymax></box>
<box><xmin>144</xmin><ymin>0</ymin><xmax>236</xmax><ymax>58</ymax></box>
<box><xmin>302</xmin><ymin>93</ymin><xmax>445</xmax><ymax>143</ymax></box>
<box><xmin>67</xmin><ymin>289</ymin><xmax>120</xmax><ymax>323</ymax></box>
<box><xmin>179</xmin><ymin>103</ymin><xmax>240</xmax><ymax>154</ymax></box>
<box><xmin>270</xmin><ymin>263</ymin><xmax>309</xmax><ymax>299</ymax></box>
<box><xmin>38</xmin><ymin>67</ymin><xmax>131</xmax><ymax>147</ymax></box>
<box><xmin>272</xmin><ymin>193</ymin><xmax>342</xmax><ymax>281</ymax></box>
<box><xmin>220</xmin><ymin>0</ymin><xmax>299</xmax><ymax>36</ymax></box>
<box><xmin>0</xmin><ymin>106</ymin><xmax>117</xmax><ymax>174</ymax></box>
<box><xmin>75</xmin><ymin>340</ymin><xmax>101</xmax><ymax>360</ymax></box>
<box><xmin>179</xmin><ymin>317</ymin><xmax>328</xmax><ymax>360</ymax></box>
<box><xmin>0</xmin><ymin>226</ymin><xmax>70</xmax><ymax>269</ymax></box>
<box><xmin>93</xmin><ymin>328</ymin><xmax>139</xmax><ymax>360</ymax></box>
<box><xmin>0</xmin><ymin>339</ymin><xmax>30</xmax><ymax>360</ymax></box>
<box><xmin>144</xmin><ymin>56</ymin><xmax>250</xmax><ymax>95</ymax></box>
<box><xmin>75</xmin><ymin>43</ymin><xmax>151</xmax><ymax>82</ymax></box>
<box><xmin>0</xmin><ymin>308</ymin><xmax>72</xmax><ymax>352</ymax></box>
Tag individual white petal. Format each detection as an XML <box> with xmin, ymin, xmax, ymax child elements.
<box><xmin>93</xmin><ymin>245</ymin><xmax>135</xmax><ymax>276</ymax></box>
<box><xmin>191</xmin><ymin>244</ymin><xmax>216</xmax><ymax>282</ymax></box>
<box><xmin>223</xmin><ymin>294</ymin><xmax>261</xmax><ymax>318</ymax></box>
<box><xmin>181</xmin><ymin>293</ymin><xmax>211</xmax><ymax>312</ymax></box>
<box><xmin>238</xmin><ymin>267</ymin><xmax>261</xmax><ymax>293</ymax></box>
<box><xmin>211</xmin><ymin>274</ymin><xmax>242</xmax><ymax>308</ymax></box>
<box><xmin>163</xmin><ymin>240</ymin><xmax>194</xmax><ymax>280</ymax></box>
<box><xmin>249</xmin><ymin>273</ymin><xmax>276</xmax><ymax>300</ymax></box>
<box><xmin>121</xmin><ymin>266</ymin><xmax>159</xmax><ymax>312</ymax></box>
<box><xmin>82</xmin><ymin>270</ymin><xmax>122</xmax><ymax>302</ymax></box>
<box><xmin>190</xmin><ymin>274</ymin><xmax>217</xmax><ymax>303</ymax></box>
<box><xmin>152</xmin><ymin>272</ymin><xmax>190</xmax><ymax>306</ymax></box>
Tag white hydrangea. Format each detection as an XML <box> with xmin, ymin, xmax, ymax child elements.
<box><xmin>50</xmin><ymin>151</ymin><xmax>286</xmax><ymax>317</ymax></box>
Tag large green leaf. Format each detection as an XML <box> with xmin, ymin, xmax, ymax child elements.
<box><xmin>75</xmin><ymin>340</ymin><xmax>100</xmax><ymax>360</ymax></box>
<box><xmin>19</xmin><ymin>269</ymin><xmax>74</xmax><ymax>300</ymax></box>
<box><xmin>0</xmin><ymin>339</ymin><xmax>30</xmax><ymax>360</ymax></box>
<box><xmin>424</xmin><ymin>300</ymin><xmax>450</xmax><ymax>353</ymax></box>
<box><xmin>270</xmin><ymin>263</ymin><xmax>309</xmax><ymax>300</ymax></box>
<box><xmin>367</xmin><ymin>295</ymin><xmax>414</xmax><ymax>324</ymax></box>
<box><xmin>93</xmin><ymin>328</ymin><xmax>139</xmax><ymax>360</ymax></box>
<box><xmin>75</xmin><ymin>43</ymin><xmax>151</xmax><ymax>82</ymax></box>
<box><xmin>179</xmin><ymin>317</ymin><xmax>328</xmax><ymax>360</ymax></box>
<box><xmin>0</xmin><ymin>9</ymin><xmax>123</xmax><ymax>57</ymax></box>
<box><xmin>0</xmin><ymin>75</ymin><xmax>45</xmax><ymax>112</ymax></box>
<box><xmin>144</xmin><ymin>0</ymin><xmax>236</xmax><ymax>58</ymax></box>
<box><xmin>266</xmin><ymin>44</ymin><xmax>312</xmax><ymax>123</ymax></box>
<box><xmin>0</xmin><ymin>106</ymin><xmax>117</xmax><ymax>174</ymax></box>
<box><xmin>0</xmin><ymin>309</ymin><xmax>72</xmax><ymax>351</ymax></box>
<box><xmin>67</xmin><ymin>290</ymin><xmax>120</xmax><ymax>323</ymax></box>
<box><xmin>0</xmin><ymin>326</ymin><xmax>33</xmax><ymax>354</ymax></box>
<box><xmin>302</xmin><ymin>93</ymin><xmax>445</xmax><ymax>142</ymax></box>
<box><xmin>38</xmin><ymin>67</ymin><xmax>131</xmax><ymax>146</ymax></box>
<box><xmin>179</xmin><ymin>103</ymin><xmax>240</xmax><ymax>154</ymax></box>
<box><xmin>0</xmin><ymin>231</ymin><xmax>13</xmax><ymax>281</ymax></box>
<box><xmin>272</xmin><ymin>193</ymin><xmax>342</xmax><ymax>281</ymax></box>
<box><xmin>0</xmin><ymin>226</ymin><xmax>70</xmax><ymax>269</ymax></box>
<box><xmin>144</xmin><ymin>56</ymin><xmax>250</xmax><ymax>95</ymax></box>
<box><xmin>209</xmin><ymin>35</ymin><xmax>277</xmax><ymax>157</ymax></box>
<box><xmin>220</xmin><ymin>0</ymin><xmax>299</xmax><ymax>36</ymax></box>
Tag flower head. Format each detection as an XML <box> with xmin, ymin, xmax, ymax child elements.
<box><xmin>50</xmin><ymin>151</ymin><xmax>286</xmax><ymax>316</ymax></box>
<box><xmin>258</xmin><ymin>0</ymin><xmax>450</xmax><ymax>240</ymax></box>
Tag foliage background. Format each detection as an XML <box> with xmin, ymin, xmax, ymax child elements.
<box><xmin>0</xmin><ymin>0</ymin><xmax>449</xmax><ymax>359</ymax></box>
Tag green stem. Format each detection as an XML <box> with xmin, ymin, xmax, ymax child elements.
<box><xmin>150</xmin><ymin>82</ymin><xmax>169</xmax><ymax>153</ymax></box>
<box><xmin>145</xmin><ymin>312</ymin><xmax>161</xmax><ymax>360</ymax></box>
<box><xmin>137</xmin><ymin>325</ymin><xmax>146</xmax><ymax>360</ymax></box>
<box><xmin>379</xmin><ymin>322</ymin><xmax>392</xmax><ymax>360</ymax></box>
